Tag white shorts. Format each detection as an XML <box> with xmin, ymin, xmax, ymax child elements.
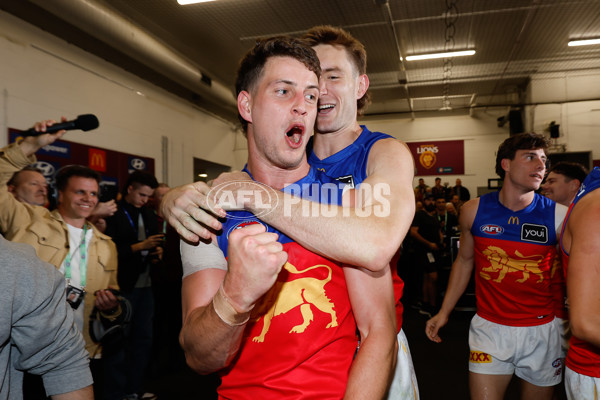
<box><xmin>468</xmin><ymin>314</ymin><xmax>563</xmax><ymax>386</ymax></box>
<box><xmin>556</xmin><ymin>317</ymin><xmax>570</xmax><ymax>359</ymax></box>
<box><xmin>385</xmin><ymin>329</ymin><xmax>420</xmax><ymax>400</ymax></box>
<box><xmin>565</xmin><ymin>366</ymin><xmax>600</xmax><ymax>400</ymax></box>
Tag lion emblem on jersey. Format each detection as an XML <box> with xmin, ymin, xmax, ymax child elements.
<box><xmin>251</xmin><ymin>262</ymin><xmax>336</xmax><ymax>343</ymax></box>
<box><xmin>480</xmin><ymin>246</ymin><xmax>545</xmax><ymax>283</ymax></box>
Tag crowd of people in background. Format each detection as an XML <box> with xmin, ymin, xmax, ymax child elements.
<box><xmin>1</xmin><ymin>23</ymin><xmax>599</xmax><ymax>400</ymax></box>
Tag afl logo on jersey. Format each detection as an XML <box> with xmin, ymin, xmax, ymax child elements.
<box><xmin>480</xmin><ymin>224</ymin><xmax>504</xmax><ymax>235</ymax></box>
<box><xmin>226</xmin><ymin>220</ymin><xmax>266</xmax><ymax>239</ymax></box>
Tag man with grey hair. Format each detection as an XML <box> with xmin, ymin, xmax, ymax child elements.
<box><xmin>6</xmin><ymin>165</ymin><xmax>48</xmax><ymax>206</ymax></box>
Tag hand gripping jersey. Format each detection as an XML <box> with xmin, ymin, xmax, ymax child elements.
<box><xmin>216</xmin><ymin>168</ymin><xmax>357</xmax><ymax>400</ymax></box>
<box><xmin>560</xmin><ymin>167</ymin><xmax>600</xmax><ymax>378</ymax></box>
<box><xmin>307</xmin><ymin>125</ymin><xmax>405</xmax><ymax>331</ymax></box>
<box><xmin>471</xmin><ymin>192</ymin><xmax>560</xmax><ymax>326</ymax></box>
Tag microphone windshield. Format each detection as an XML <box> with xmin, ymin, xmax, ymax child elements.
<box><xmin>75</xmin><ymin>114</ymin><xmax>99</xmax><ymax>131</ymax></box>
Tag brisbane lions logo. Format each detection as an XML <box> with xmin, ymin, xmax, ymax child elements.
<box><xmin>480</xmin><ymin>246</ymin><xmax>545</xmax><ymax>283</ymax></box>
<box><xmin>251</xmin><ymin>262</ymin><xmax>336</xmax><ymax>343</ymax></box>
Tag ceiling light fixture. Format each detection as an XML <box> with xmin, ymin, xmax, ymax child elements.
<box><xmin>177</xmin><ymin>0</ymin><xmax>216</xmax><ymax>5</ymax></box>
<box><xmin>403</xmin><ymin>50</ymin><xmax>475</xmax><ymax>61</ymax></box>
<box><xmin>568</xmin><ymin>38</ymin><xmax>600</xmax><ymax>47</ymax></box>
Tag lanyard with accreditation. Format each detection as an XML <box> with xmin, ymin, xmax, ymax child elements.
<box><xmin>64</xmin><ymin>223</ymin><xmax>89</xmax><ymax>310</ymax></box>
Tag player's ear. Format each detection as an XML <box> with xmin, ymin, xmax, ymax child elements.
<box><xmin>238</xmin><ymin>91</ymin><xmax>252</xmax><ymax>124</ymax></box>
<box><xmin>356</xmin><ymin>74</ymin><xmax>369</xmax><ymax>100</ymax></box>
<box><xmin>500</xmin><ymin>158</ymin><xmax>510</xmax><ymax>174</ymax></box>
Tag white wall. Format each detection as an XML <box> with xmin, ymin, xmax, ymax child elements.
<box><xmin>361</xmin><ymin>109</ymin><xmax>511</xmax><ymax>195</ymax></box>
<box><xmin>0</xmin><ymin>10</ymin><xmax>242</xmax><ymax>187</ymax></box>
<box><xmin>363</xmin><ymin>71</ymin><xmax>600</xmax><ymax>195</ymax></box>
<box><xmin>529</xmin><ymin>72</ymin><xmax>600</xmax><ymax>158</ymax></box>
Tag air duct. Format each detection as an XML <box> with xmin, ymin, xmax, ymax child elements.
<box><xmin>28</xmin><ymin>0</ymin><xmax>236</xmax><ymax>111</ymax></box>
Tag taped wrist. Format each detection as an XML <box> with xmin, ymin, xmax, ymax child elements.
<box><xmin>212</xmin><ymin>285</ymin><xmax>252</xmax><ymax>326</ymax></box>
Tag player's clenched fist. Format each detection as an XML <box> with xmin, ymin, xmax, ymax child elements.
<box><xmin>222</xmin><ymin>223</ymin><xmax>288</xmax><ymax>313</ymax></box>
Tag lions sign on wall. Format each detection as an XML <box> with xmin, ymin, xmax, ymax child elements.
<box><xmin>407</xmin><ymin>140</ymin><xmax>465</xmax><ymax>176</ymax></box>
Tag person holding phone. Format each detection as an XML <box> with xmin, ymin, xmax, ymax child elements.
<box><xmin>104</xmin><ymin>170</ymin><xmax>161</xmax><ymax>400</ymax></box>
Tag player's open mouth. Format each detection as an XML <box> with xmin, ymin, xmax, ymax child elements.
<box><xmin>318</xmin><ymin>103</ymin><xmax>335</xmax><ymax>113</ymax></box>
<box><xmin>286</xmin><ymin>124</ymin><xmax>304</xmax><ymax>145</ymax></box>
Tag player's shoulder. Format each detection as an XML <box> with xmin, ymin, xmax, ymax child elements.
<box><xmin>571</xmin><ymin>188</ymin><xmax>600</xmax><ymax>219</ymax></box>
<box><xmin>460</xmin><ymin>197</ymin><xmax>480</xmax><ymax>223</ymax></box>
<box><xmin>369</xmin><ymin>136</ymin><xmax>411</xmax><ymax>160</ymax></box>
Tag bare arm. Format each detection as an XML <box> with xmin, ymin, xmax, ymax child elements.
<box><xmin>51</xmin><ymin>386</ymin><xmax>93</xmax><ymax>400</ymax></box>
<box><xmin>343</xmin><ymin>265</ymin><xmax>397</xmax><ymax>399</ymax></box>
<box><xmin>425</xmin><ymin>198</ymin><xmax>479</xmax><ymax>343</ymax></box>
<box><xmin>253</xmin><ymin>139</ymin><xmax>414</xmax><ymax>271</ymax></box>
<box><xmin>161</xmin><ymin>139</ymin><xmax>415</xmax><ymax>271</ymax></box>
<box><xmin>180</xmin><ymin>224</ymin><xmax>287</xmax><ymax>373</ymax></box>
<box><xmin>565</xmin><ymin>191</ymin><xmax>600</xmax><ymax>348</ymax></box>
<box><xmin>180</xmin><ymin>266</ymin><xmax>241</xmax><ymax>373</ymax></box>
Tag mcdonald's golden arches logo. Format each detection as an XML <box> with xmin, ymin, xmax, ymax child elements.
<box><xmin>89</xmin><ymin>148</ymin><xmax>106</xmax><ymax>172</ymax></box>
<box><xmin>508</xmin><ymin>216</ymin><xmax>519</xmax><ymax>225</ymax></box>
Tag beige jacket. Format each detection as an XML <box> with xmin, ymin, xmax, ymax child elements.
<box><xmin>0</xmin><ymin>143</ymin><xmax>118</xmax><ymax>356</ymax></box>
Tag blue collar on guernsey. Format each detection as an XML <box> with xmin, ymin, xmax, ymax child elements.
<box><xmin>307</xmin><ymin>125</ymin><xmax>370</xmax><ymax>165</ymax></box>
<box><xmin>242</xmin><ymin>164</ymin><xmax>343</xmax><ymax>205</ymax></box>
<box><xmin>572</xmin><ymin>167</ymin><xmax>600</xmax><ymax>206</ymax></box>
<box><xmin>243</xmin><ymin>164</ymin><xmax>318</xmax><ymax>188</ymax></box>
<box><xmin>218</xmin><ymin>166</ymin><xmax>341</xmax><ymax>251</ymax></box>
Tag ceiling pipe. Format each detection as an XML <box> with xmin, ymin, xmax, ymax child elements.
<box><xmin>469</xmin><ymin>93</ymin><xmax>477</xmax><ymax>117</ymax></box>
<box><xmin>27</xmin><ymin>0</ymin><xmax>237</xmax><ymax>111</ymax></box>
<box><xmin>381</xmin><ymin>0</ymin><xmax>415</xmax><ymax>119</ymax></box>
<box><xmin>487</xmin><ymin>0</ymin><xmax>541</xmax><ymax>109</ymax></box>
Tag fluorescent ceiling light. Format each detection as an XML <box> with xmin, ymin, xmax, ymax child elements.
<box><xmin>404</xmin><ymin>50</ymin><xmax>476</xmax><ymax>61</ymax></box>
<box><xmin>178</xmin><ymin>0</ymin><xmax>216</xmax><ymax>5</ymax></box>
<box><xmin>568</xmin><ymin>38</ymin><xmax>600</xmax><ymax>47</ymax></box>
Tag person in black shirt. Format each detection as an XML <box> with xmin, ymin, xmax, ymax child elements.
<box><xmin>104</xmin><ymin>171</ymin><xmax>161</xmax><ymax>400</ymax></box>
<box><xmin>410</xmin><ymin>194</ymin><xmax>444</xmax><ymax>317</ymax></box>
<box><xmin>452</xmin><ymin>178</ymin><xmax>470</xmax><ymax>202</ymax></box>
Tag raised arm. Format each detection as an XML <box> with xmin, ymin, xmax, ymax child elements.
<box><xmin>252</xmin><ymin>139</ymin><xmax>414</xmax><ymax>271</ymax></box>
<box><xmin>161</xmin><ymin>139</ymin><xmax>415</xmax><ymax>271</ymax></box>
<box><xmin>0</xmin><ymin>122</ymin><xmax>67</xmax><ymax>234</ymax></box>
<box><xmin>18</xmin><ymin>118</ymin><xmax>68</xmax><ymax>157</ymax></box>
<box><xmin>180</xmin><ymin>224</ymin><xmax>287</xmax><ymax>373</ymax></box>
<box><xmin>565</xmin><ymin>190</ymin><xmax>600</xmax><ymax>348</ymax></box>
<box><xmin>425</xmin><ymin>198</ymin><xmax>478</xmax><ymax>343</ymax></box>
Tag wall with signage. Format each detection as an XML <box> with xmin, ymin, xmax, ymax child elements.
<box><xmin>363</xmin><ymin>112</ymin><xmax>507</xmax><ymax>191</ymax></box>
<box><xmin>0</xmin><ymin>11</ymin><xmax>237</xmax><ymax>189</ymax></box>
<box><xmin>9</xmin><ymin>130</ymin><xmax>154</xmax><ymax>202</ymax></box>
<box><xmin>407</xmin><ymin>140</ymin><xmax>464</xmax><ymax>176</ymax></box>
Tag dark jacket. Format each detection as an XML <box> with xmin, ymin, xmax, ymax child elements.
<box><xmin>105</xmin><ymin>200</ymin><xmax>160</xmax><ymax>291</ymax></box>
